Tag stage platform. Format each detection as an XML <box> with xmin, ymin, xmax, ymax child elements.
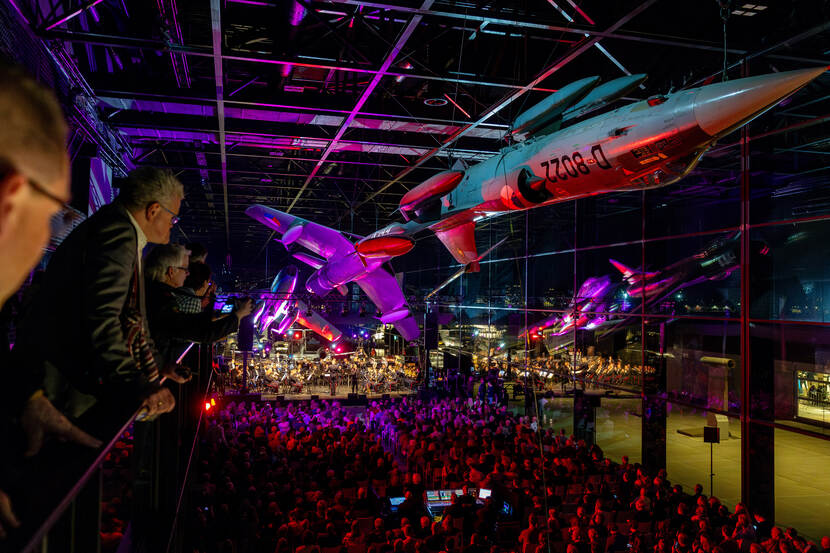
<box><xmin>217</xmin><ymin>389</ymin><xmax>416</xmax><ymax>406</ymax></box>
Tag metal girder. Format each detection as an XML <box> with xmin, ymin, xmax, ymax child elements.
<box><xmin>41</xmin><ymin>30</ymin><xmax>556</xmax><ymax>92</ymax></box>
<box><xmin>353</xmin><ymin>0</ymin><xmax>660</xmax><ymax>213</ymax></box>
<box><xmin>41</xmin><ymin>0</ymin><xmax>103</xmax><ymax>31</ymax></box>
<box><xmin>322</xmin><ymin>0</ymin><xmax>748</xmax><ymax>55</ymax></box>
<box><xmin>284</xmin><ymin>0</ymin><xmax>434</xmax><ymax>214</ymax></box>
<box><xmin>135</xmin><ymin>163</ymin><xmax>424</xmax><ymax>188</ymax></box>
<box><xmin>113</xmin><ymin>121</ymin><xmax>500</xmax><ymax>157</ymax></box>
<box><xmin>210</xmin><ymin>0</ymin><xmax>231</xmax><ymax>252</ymax></box>
<box><xmin>96</xmin><ymin>88</ymin><xmax>510</xmax><ymax>130</ymax></box>
<box><xmin>130</xmin><ymin>145</ymin><xmax>448</xmax><ymax>170</ymax></box>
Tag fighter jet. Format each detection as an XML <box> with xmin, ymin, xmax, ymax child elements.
<box><xmin>252</xmin><ymin>264</ymin><xmax>343</xmax><ymax>342</ymax></box>
<box><xmin>391</xmin><ymin>66</ymin><xmax>826</xmax><ymax>276</ymax></box>
<box><xmin>247</xmin><ymin>67</ymin><xmax>825</xmax><ymax>336</ymax></box>
<box><xmin>245</xmin><ymin>204</ymin><xmax>422</xmax><ymax>341</ymax></box>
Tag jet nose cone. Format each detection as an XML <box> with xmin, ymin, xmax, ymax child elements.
<box><xmin>693</xmin><ymin>66</ymin><xmax>827</xmax><ymax>137</ymax></box>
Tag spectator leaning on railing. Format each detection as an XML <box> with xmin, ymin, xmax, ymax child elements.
<box><xmin>144</xmin><ymin>243</ymin><xmax>251</xmax><ymax>372</ymax></box>
<box><xmin>0</xmin><ymin>62</ymin><xmax>101</xmax><ymax>540</ymax></box>
<box><xmin>12</xmin><ymin>166</ymin><xmax>185</xmax><ymax>430</ymax></box>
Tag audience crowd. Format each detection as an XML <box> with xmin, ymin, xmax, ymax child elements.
<box><xmin>190</xmin><ymin>396</ymin><xmax>829</xmax><ymax>553</ymax></box>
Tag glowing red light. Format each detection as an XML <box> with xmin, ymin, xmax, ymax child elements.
<box><xmin>294</xmin><ymin>331</ymin><xmax>302</xmax><ymax>340</ymax></box>
<box><xmin>205</xmin><ymin>402</ymin><xmax>212</xmax><ymax>411</ymax></box>
<box><xmin>336</xmin><ymin>346</ymin><xmax>342</xmax><ymax>353</ymax></box>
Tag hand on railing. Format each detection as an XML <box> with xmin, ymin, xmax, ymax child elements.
<box><xmin>0</xmin><ymin>489</ymin><xmax>21</xmax><ymax>540</ymax></box>
<box><xmin>21</xmin><ymin>393</ymin><xmax>104</xmax><ymax>457</ymax></box>
<box><xmin>137</xmin><ymin>388</ymin><xmax>176</xmax><ymax>421</ymax></box>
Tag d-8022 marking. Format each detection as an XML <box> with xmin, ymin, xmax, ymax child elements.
<box><xmin>540</xmin><ymin>144</ymin><xmax>612</xmax><ymax>184</ymax></box>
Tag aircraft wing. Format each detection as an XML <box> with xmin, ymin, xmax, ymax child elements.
<box><xmin>355</xmin><ymin>267</ymin><xmax>420</xmax><ymax>342</ymax></box>
<box><xmin>433</xmin><ymin>221</ymin><xmax>479</xmax><ymax>266</ymax></box>
<box><xmin>245</xmin><ymin>204</ymin><xmax>355</xmax><ymax>259</ymax></box>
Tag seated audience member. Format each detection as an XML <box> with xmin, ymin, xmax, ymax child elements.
<box><xmin>13</xmin><ymin>167</ymin><xmax>184</xmax><ymax>426</ymax></box>
<box><xmin>144</xmin><ymin>244</ymin><xmax>250</xmax><ymax>369</ymax></box>
<box><xmin>0</xmin><ymin>63</ymin><xmax>100</xmax><ymax>539</ymax></box>
<box><xmin>176</xmin><ymin>261</ymin><xmax>212</xmax><ymax>314</ymax></box>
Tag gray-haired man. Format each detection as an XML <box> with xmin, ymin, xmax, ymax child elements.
<box><xmin>13</xmin><ymin>167</ymin><xmax>185</xmax><ymax>427</ymax></box>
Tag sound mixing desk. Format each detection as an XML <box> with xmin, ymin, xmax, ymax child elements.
<box><xmin>389</xmin><ymin>488</ymin><xmax>512</xmax><ymax>522</ymax></box>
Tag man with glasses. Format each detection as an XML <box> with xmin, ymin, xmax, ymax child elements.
<box><xmin>144</xmin><ymin>243</ymin><xmax>251</xmax><ymax>373</ymax></box>
<box><xmin>0</xmin><ymin>63</ymin><xmax>103</xmax><ymax>540</ymax></box>
<box><xmin>13</xmin><ymin>166</ymin><xmax>186</xmax><ymax>434</ymax></box>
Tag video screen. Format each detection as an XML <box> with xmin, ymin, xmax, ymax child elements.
<box><xmin>426</xmin><ymin>491</ymin><xmax>440</xmax><ymax>502</ymax></box>
<box><xmin>478</xmin><ymin>488</ymin><xmax>492</xmax><ymax>500</ymax></box>
<box><xmin>438</xmin><ymin>490</ymin><xmax>453</xmax><ymax>501</ymax></box>
<box><xmin>467</xmin><ymin>488</ymin><xmax>477</xmax><ymax>497</ymax></box>
<box><xmin>389</xmin><ymin>497</ymin><xmax>405</xmax><ymax>507</ymax></box>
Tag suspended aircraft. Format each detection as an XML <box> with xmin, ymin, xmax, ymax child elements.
<box><xmin>247</xmin><ymin>66</ymin><xmax>827</xmax><ymax>340</ymax></box>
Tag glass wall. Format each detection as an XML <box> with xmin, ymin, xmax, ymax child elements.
<box><xmin>394</xmin><ymin>88</ymin><xmax>830</xmax><ymax>533</ymax></box>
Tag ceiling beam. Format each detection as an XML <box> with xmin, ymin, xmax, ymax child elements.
<box><xmin>320</xmin><ymin>0</ymin><xmax>747</xmax><ymax>55</ymax></box>
<box><xmin>96</xmin><ymin>89</ymin><xmax>510</xmax><ymax>130</ymax></box>
<box><xmin>209</xmin><ymin>0</ymin><xmax>231</xmax><ymax>253</ymax></box>
<box><xmin>354</xmin><ymin>0</ymin><xmax>660</xmax><ymax>213</ymax></box>
<box><xmin>41</xmin><ymin>0</ymin><xmax>104</xmax><ymax>31</ymax></box>
<box><xmin>129</xmin><ymin>145</ymin><xmax>449</xmax><ymax>169</ymax></box>
<box><xmin>42</xmin><ymin>30</ymin><xmax>557</xmax><ymax>92</ymax></box>
<box><xmin>284</xmin><ymin>0</ymin><xmax>434</xmax><ymax>214</ymax></box>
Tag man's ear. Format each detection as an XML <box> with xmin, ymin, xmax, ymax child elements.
<box><xmin>145</xmin><ymin>201</ymin><xmax>161</xmax><ymax>220</ymax></box>
<box><xmin>0</xmin><ymin>172</ymin><xmax>27</xmax><ymax>236</ymax></box>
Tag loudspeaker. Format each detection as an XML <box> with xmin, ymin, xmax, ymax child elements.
<box><xmin>237</xmin><ymin>315</ymin><xmax>255</xmax><ymax>351</ymax></box>
<box><xmin>703</xmin><ymin>426</ymin><xmax>720</xmax><ymax>443</ymax></box>
<box><xmin>425</xmin><ymin>309</ymin><xmax>439</xmax><ymax>349</ymax></box>
<box><xmin>381</xmin><ymin>393</ymin><xmax>390</xmax><ymax>400</ymax></box>
<box><xmin>310</xmin><ymin>394</ymin><xmax>319</xmax><ymax>400</ymax></box>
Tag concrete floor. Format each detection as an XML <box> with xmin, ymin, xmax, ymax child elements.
<box><xmin>539</xmin><ymin>396</ymin><xmax>830</xmax><ymax>541</ymax></box>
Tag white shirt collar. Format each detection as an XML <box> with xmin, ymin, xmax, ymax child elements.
<box><xmin>125</xmin><ymin>209</ymin><xmax>148</xmax><ymax>254</ymax></box>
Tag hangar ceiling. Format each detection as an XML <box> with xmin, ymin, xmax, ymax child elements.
<box><xmin>6</xmin><ymin>0</ymin><xmax>830</xmax><ymax>269</ymax></box>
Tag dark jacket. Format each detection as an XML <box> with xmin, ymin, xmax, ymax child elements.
<box><xmin>12</xmin><ymin>203</ymin><xmax>159</xmax><ymax>417</ymax></box>
<box><xmin>145</xmin><ymin>279</ymin><xmax>238</xmax><ymax>368</ymax></box>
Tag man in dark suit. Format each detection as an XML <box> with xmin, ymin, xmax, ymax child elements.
<box><xmin>13</xmin><ymin>166</ymin><xmax>184</xmax><ymax>429</ymax></box>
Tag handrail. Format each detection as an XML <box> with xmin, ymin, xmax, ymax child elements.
<box><xmin>19</xmin><ymin>408</ymin><xmax>141</xmax><ymax>553</ymax></box>
<box><xmin>165</xmin><ymin>370</ymin><xmax>214</xmax><ymax>553</ymax></box>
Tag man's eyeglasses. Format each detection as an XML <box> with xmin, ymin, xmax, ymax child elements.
<box><xmin>28</xmin><ymin>177</ymin><xmax>72</xmax><ymax>211</ymax></box>
<box><xmin>0</xmin><ymin>161</ymin><xmax>72</xmax><ymax>211</ymax></box>
<box><xmin>173</xmin><ymin>266</ymin><xmax>190</xmax><ymax>275</ymax></box>
<box><xmin>157</xmin><ymin>202</ymin><xmax>180</xmax><ymax>225</ymax></box>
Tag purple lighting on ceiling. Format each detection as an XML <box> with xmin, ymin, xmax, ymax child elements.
<box><xmin>45</xmin><ymin>0</ymin><xmax>105</xmax><ymax>30</ymax></box>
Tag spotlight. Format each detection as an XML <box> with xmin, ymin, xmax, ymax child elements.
<box><xmin>205</xmin><ymin>402</ymin><xmax>212</xmax><ymax>411</ymax></box>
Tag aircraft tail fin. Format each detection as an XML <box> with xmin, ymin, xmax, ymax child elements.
<box><xmin>610</xmin><ymin>258</ymin><xmax>636</xmax><ymax>279</ymax></box>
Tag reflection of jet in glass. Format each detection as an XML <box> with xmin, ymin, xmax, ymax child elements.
<box><xmin>522</xmin><ymin>276</ymin><xmax>619</xmax><ymax>337</ymax></box>
<box><xmin>252</xmin><ymin>265</ymin><xmax>342</xmax><ymax>342</ymax></box>
<box><xmin>523</xmin><ymin>232</ymin><xmax>757</xmax><ymax>338</ymax></box>
<box><xmin>612</xmin><ymin>232</ymin><xmax>742</xmax><ymax>307</ymax></box>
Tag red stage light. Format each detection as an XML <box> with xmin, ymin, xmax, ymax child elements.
<box><xmin>294</xmin><ymin>331</ymin><xmax>302</xmax><ymax>340</ymax></box>
<box><xmin>205</xmin><ymin>402</ymin><xmax>212</xmax><ymax>411</ymax></box>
